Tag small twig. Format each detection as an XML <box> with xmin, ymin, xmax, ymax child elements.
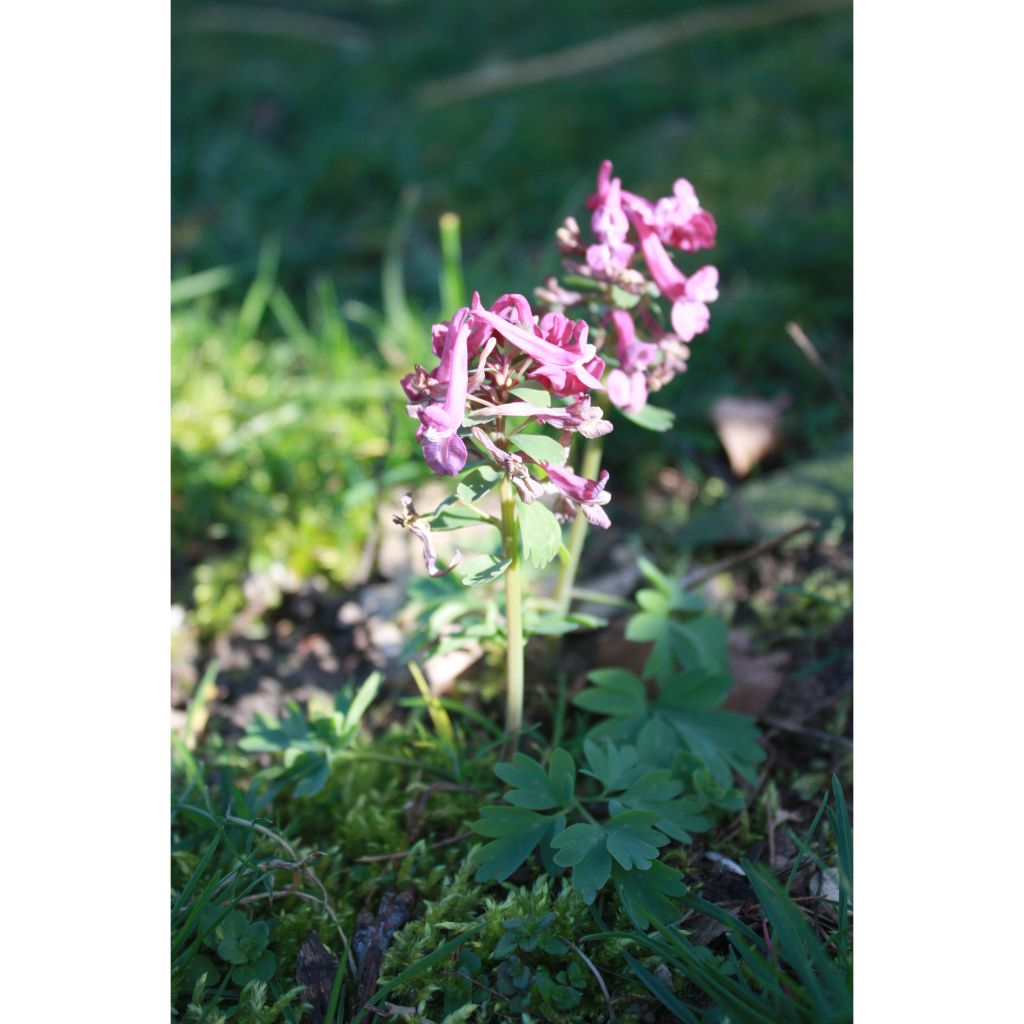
<box><xmin>211</xmin><ymin>854</ymin><xmax>320</xmax><ymax>900</ymax></box>
<box><xmin>786</xmin><ymin>321</ymin><xmax>852</xmax><ymax>415</ymax></box>
<box><xmin>184</xmin><ymin>4</ymin><xmax>370</xmax><ymax>52</ymax></box>
<box><xmin>377</xmin><ymin>1004</ymin><xmax>422</xmax><ymax>1019</ymax></box>
<box><xmin>568</xmin><ymin>941</ymin><xmax>615</xmax><ymax>1022</ymax></box>
<box><xmin>681</xmin><ymin>521</ymin><xmax>818</xmax><ymax>589</ymax></box>
<box><xmin>418</xmin><ymin>0</ymin><xmax>851</xmax><ymax>106</ymax></box>
<box><xmin>238</xmin><ymin>889</ymin><xmax>328</xmax><ymax>910</ymax></box>
<box><xmin>355</xmin><ymin>831</ymin><xmax>474</xmax><ymax>864</ymax></box>
<box><xmin>762</xmin><ymin>716</ymin><xmax>853</xmax><ymax>748</ymax></box>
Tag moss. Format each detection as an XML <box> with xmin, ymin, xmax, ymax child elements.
<box><xmin>380</xmin><ymin>870</ymin><xmax>651</xmax><ymax>1023</ymax></box>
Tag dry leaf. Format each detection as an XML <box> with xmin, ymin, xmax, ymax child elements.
<box><xmin>711</xmin><ymin>395</ymin><xmax>789</xmax><ymax>477</ymax></box>
<box><xmin>725</xmin><ymin>630</ymin><xmax>790</xmax><ymax>716</ymax></box>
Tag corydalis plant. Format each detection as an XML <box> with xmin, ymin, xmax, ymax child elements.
<box><xmin>398</xmin><ymin>291</ymin><xmax>615</xmax><ymax>738</ymax></box>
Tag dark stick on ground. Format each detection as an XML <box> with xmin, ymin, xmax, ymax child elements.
<box><xmin>295</xmin><ymin>931</ymin><xmax>340</xmax><ymax>1024</ymax></box>
<box><xmin>353</xmin><ymin>888</ymin><xmax>418</xmax><ymax>1012</ymax></box>
<box><xmin>681</xmin><ymin>521</ymin><xmax>819</xmax><ymax>590</ymax></box>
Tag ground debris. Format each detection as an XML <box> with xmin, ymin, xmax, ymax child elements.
<box><xmin>353</xmin><ymin>888</ymin><xmax>418</xmax><ymax>1012</ymax></box>
<box><xmin>725</xmin><ymin>629</ymin><xmax>791</xmax><ymax>716</ymax></box>
<box><xmin>295</xmin><ymin>930</ymin><xmax>340</xmax><ymax>1024</ymax></box>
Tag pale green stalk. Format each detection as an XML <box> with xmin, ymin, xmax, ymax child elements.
<box><xmin>499</xmin><ymin>476</ymin><xmax>525</xmax><ymax>745</ymax></box>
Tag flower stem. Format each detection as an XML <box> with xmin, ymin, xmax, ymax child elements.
<box><xmin>552</xmin><ymin>434</ymin><xmax>604</xmax><ymax>618</ymax></box>
<box><xmin>499</xmin><ymin>476</ymin><xmax>525</xmax><ymax>747</ymax></box>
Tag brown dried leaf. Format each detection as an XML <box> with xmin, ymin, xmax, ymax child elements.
<box><xmin>725</xmin><ymin>630</ymin><xmax>791</xmax><ymax>716</ymax></box>
<box><xmin>711</xmin><ymin>395</ymin><xmax>789</xmax><ymax>478</ymax></box>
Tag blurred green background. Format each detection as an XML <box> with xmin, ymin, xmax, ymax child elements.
<box><xmin>171</xmin><ymin>0</ymin><xmax>851</xmax><ymax>637</ymax></box>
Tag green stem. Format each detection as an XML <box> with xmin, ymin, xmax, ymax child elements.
<box><xmin>572</xmin><ymin>800</ymin><xmax>601</xmax><ymax>826</ymax></box>
<box><xmin>499</xmin><ymin>477</ymin><xmax>525</xmax><ymax>746</ymax></box>
<box><xmin>552</xmin><ymin>434</ymin><xmax>605</xmax><ymax>617</ymax></box>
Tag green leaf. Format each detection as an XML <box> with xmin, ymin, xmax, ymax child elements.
<box><xmin>343</xmin><ymin>671</ymin><xmax>382</xmax><ymax>730</ymax></box>
<box><xmin>509</xmin><ymin>382</ymin><xmax>552</xmax><ymax>406</ymax></box>
<box><xmin>573</xmin><ymin>669</ymin><xmax>647</xmax><ymax>716</ymax></box>
<box><xmin>292</xmin><ymin>756</ymin><xmax>330</xmax><ymax>797</ymax></box>
<box><xmin>547</xmin><ymin>748</ymin><xmax>577</xmax><ymax>806</ymax></box>
<box><xmin>512</xmin><ymin>433</ymin><xmax>567</xmax><ymax>465</ymax></box>
<box><xmin>456</xmin><ymin>465</ymin><xmax>502</xmax><ymax>504</ymax></box>
<box><xmin>217</xmin><ymin>911</ymin><xmax>260</xmax><ymax>965</ymax></box>
<box><xmin>635</xmin><ymin>556</ymin><xmax>675</xmax><ymax>595</ymax></box>
<box><xmin>537</xmin><ymin>813</ymin><xmax>568</xmax><ymax>877</ymax></box>
<box><xmin>581</xmin><ymin>739</ymin><xmax>643</xmax><ymax>792</ymax></box>
<box><xmin>517</xmin><ymin>499</ymin><xmax>562</xmax><ymax>568</ymax></box>
<box><xmin>460</xmin><ymin>554</ymin><xmax>511</xmax><ymax>587</ymax></box>
<box><xmin>471</xmin><ymin>808</ymin><xmax>552</xmax><ymax>882</ymax></box>
<box><xmin>494</xmin><ymin>752</ymin><xmax>571</xmax><ymax>810</ymax></box>
<box><xmin>659</xmin><ymin>708</ymin><xmax>765</xmax><ymax>786</ymax></box>
<box><xmin>522</xmin><ymin>612</ymin><xmax>579</xmax><ymax>636</ymax></box>
<box><xmin>604</xmin><ymin>810</ymin><xmax>668</xmax><ymax>870</ymax></box>
<box><xmin>669</xmin><ymin>615</ymin><xmax>731</xmax><ymax>675</ymax></box>
<box><xmin>635</xmin><ymin>589</ymin><xmax>670</xmax><ymax>615</ymax></box>
<box><xmin>658</xmin><ymin>668</ymin><xmax>732</xmax><ymax>711</ymax></box>
<box><xmin>611</xmin><ymin>770</ymin><xmax>711</xmax><ymax>843</ymax></box>
<box><xmin>626</xmin><ymin>602</ymin><xmax>730</xmax><ymax>682</ymax></box>
<box><xmin>430</xmin><ymin>497</ymin><xmax>495</xmax><ymax>532</ymax></box>
<box><xmin>744</xmin><ymin>862</ymin><xmax>848</xmax><ymax>1018</ymax></box>
<box><xmin>472</xmin><ymin>805</ymin><xmax>549</xmax><ymax>837</ymax></box>
<box><xmin>621</xmin><ymin>403</ymin><xmax>675</xmax><ymax>431</ymax></box>
<box><xmin>551</xmin><ymin>823</ymin><xmax>611</xmax><ymax>904</ymax></box>
<box><xmin>613</xmin><ymin>860</ymin><xmax>687</xmax><ymax>930</ymax></box>
<box><xmin>231</xmin><ymin>949</ymin><xmax>275</xmax><ymax>986</ymax></box>
<box><xmin>579</xmin><ymin>641</ymin><xmax>764</xmax><ymax>812</ymax></box>
<box><xmin>610</xmin><ymin>284</ymin><xmax>642</xmax><ymax>310</ymax></box>
<box><xmin>551</xmin><ymin>823</ymin><xmax>604</xmax><ymax>865</ymax></box>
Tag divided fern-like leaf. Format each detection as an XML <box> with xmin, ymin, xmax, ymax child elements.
<box><xmin>575</xmin><ymin>667</ymin><xmax>765</xmax><ymax>788</ymax></box>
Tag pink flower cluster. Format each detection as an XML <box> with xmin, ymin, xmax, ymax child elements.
<box><xmin>402</xmin><ymin>292</ymin><xmax>614</xmax><ymax>527</ymax></box>
<box><xmin>555</xmin><ymin>160</ymin><xmax>719</xmax><ymax>414</ymax></box>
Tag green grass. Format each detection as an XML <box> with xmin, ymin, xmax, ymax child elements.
<box><xmin>173</xmin><ymin>0</ymin><xmax>851</xmax><ymax>446</ymax></box>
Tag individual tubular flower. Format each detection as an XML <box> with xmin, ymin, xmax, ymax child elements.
<box><xmin>651</xmin><ymin>178</ymin><xmax>718</xmax><ymax>252</ymax></box>
<box><xmin>416</xmin><ymin>307</ymin><xmax>471</xmax><ymax>476</ymax></box>
<box><xmin>543</xmin><ymin>463</ymin><xmax>612</xmax><ymax>529</ymax></box>
<box><xmin>630</xmin><ymin>214</ymin><xmax>718</xmax><ymax>343</ymax></box>
<box><xmin>392</xmin><ymin>493</ymin><xmax>461</xmax><ymax>577</ymax></box>
<box><xmin>605</xmin><ymin>308</ymin><xmax>658</xmax><ymax>413</ymax></box>
<box><xmin>468</xmin><ymin>393</ymin><xmax>612</xmax><ymax>440</ymax></box>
